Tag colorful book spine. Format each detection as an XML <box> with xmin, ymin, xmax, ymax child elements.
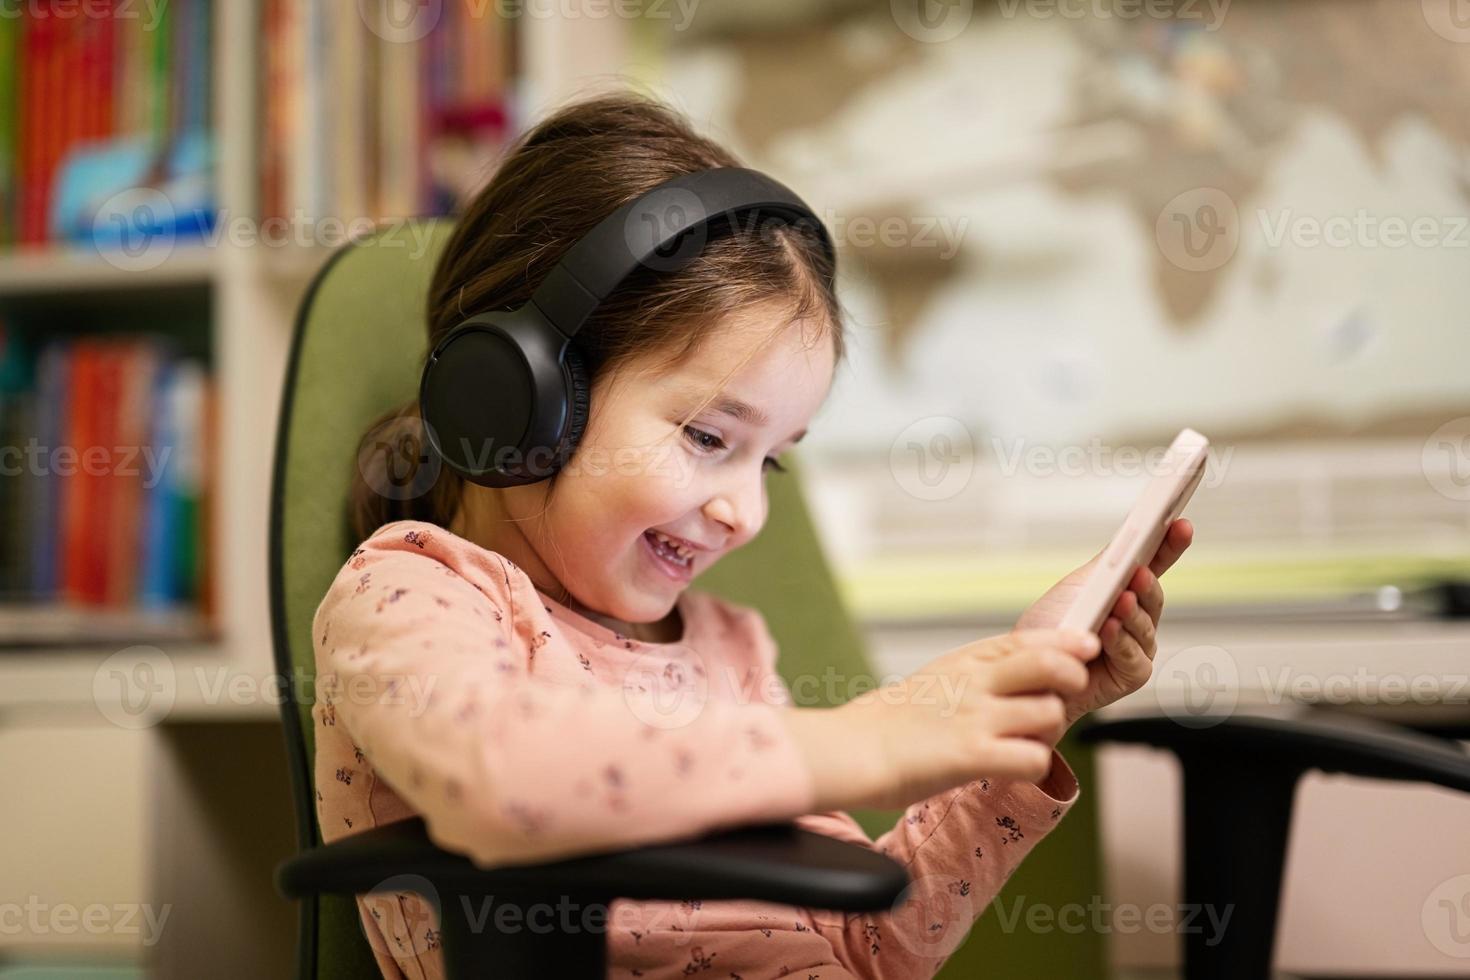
<box><xmin>0</xmin><ymin>15</ymin><xmax>16</xmax><ymax>246</ymax></box>
<box><xmin>29</xmin><ymin>341</ymin><xmax>68</xmax><ymax>596</ymax></box>
<box><xmin>0</xmin><ymin>2</ymin><xmax>211</xmax><ymax>249</ymax></box>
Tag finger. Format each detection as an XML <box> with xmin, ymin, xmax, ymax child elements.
<box><xmin>1113</xmin><ymin>593</ymin><xmax>1157</xmax><ymax>660</ymax></box>
<box><xmin>1100</xmin><ymin>614</ymin><xmax>1153</xmax><ymax>678</ymax></box>
<box><xmin>1148</xmin><ymin>518</ymin><xmax>1194</xmax><ymax>578</ymax></box>
<box><xmin>1011</xmin><ymin>628</ymin><xmax>1102</xmax><ymax>661</ymax></box>
<box><xmin>989</xmin><ymin>694</ymin><xmax>1068</xmax><ymax>738</ymax></box>
<box><xmin>1121</xmin><ymin>568</ymin><xmax>1164</xmax><ymax>625</ymax></box>
<box><xmin>990</xmin><ymin>649</ymin><xmax>1089</xmax><ymax>697</ymax></box>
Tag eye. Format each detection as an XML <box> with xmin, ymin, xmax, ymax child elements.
<box><xmin>683</xmin><ymin>425</ymin><xmax>787</xmax><ymax>475</ymax></box>
<box><xmin>682</xmin><ymin>425</ymin><xmax>725</xmax><ymax>453</ymax></box>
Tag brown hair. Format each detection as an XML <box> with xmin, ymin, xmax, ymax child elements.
<box><xmin>349</xmin><ymin>92</ymin><xmax>845</xmax><ymax>544</ymax></box>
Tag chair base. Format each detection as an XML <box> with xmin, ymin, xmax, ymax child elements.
<box><xmin>440</xmin><ymin>890</ymin><xmax>608</xmax><ymax>977</ymax></box>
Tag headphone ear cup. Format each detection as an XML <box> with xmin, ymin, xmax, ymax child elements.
<box><xmin>559</xmin><ymin>344</ymin><xmax>591</xmax><ymax>466</ymax></box>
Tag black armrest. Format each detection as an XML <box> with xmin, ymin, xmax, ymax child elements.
<box><xmin>1075</xmin><ymin>704</ymin><xmax>1470</xmax><ymax>980</ymax></box>
<box><xmin>277</xmin><ymin>816</ymin><xmax>908</xmax><ymax>911</ymax></box>
<box><xmin>1076</xmin><ymin>704</ymin><xmax>1470</xmax><ymax>792</ymax></box>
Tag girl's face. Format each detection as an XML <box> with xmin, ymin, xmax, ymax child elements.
<box><xmin>461</xmin><ymin>300</ymin><xmax>836</xmax><ymax>634</ymax></box>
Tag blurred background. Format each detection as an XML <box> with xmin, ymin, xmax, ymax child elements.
<box><xmin>1</xmin><ymin>0</ymin><xmax>1468</xmax><ymax>977</ymax></box>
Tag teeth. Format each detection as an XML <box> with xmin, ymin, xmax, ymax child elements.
<box><xmin>650</xmin><ymin>531</ymin><xmax>693</xmax><ymax>564</ymax></box>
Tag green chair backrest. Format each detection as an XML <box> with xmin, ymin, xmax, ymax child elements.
<box><xmin>271</xmin><ymin>221</ymin><xmax>1106</xmax><ymax>979</ymax></box>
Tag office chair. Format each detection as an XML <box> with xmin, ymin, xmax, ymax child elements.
<box><xmin>1079</xmin><ymin>703</ymin><xmax>1470</xmax><ymax>979</ymax></box>
<box><xmin>268</xmin><ymin>219</ymin><xmax>1114</xmax><ymax>978</ymax></box>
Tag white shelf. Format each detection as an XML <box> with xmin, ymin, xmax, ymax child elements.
<box><xmin>0</xmin><ymin>642</ymin><xmax>282</xmax><ymax>723</ymax></box>
<box><xmin>0</xmin><ymin>602</ymin><xmax>217</xmax><ymax>648</ymax></box>
<box><xmin>0</xmin><ymin>244</ymin><xmax>218</xmax><ymax>297</ymax></box>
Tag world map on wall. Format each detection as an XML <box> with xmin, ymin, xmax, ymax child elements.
<box><xmin>651</xmin><ymin>0</ymin><xmax>1470</xmax><ymax>449</ymax></box>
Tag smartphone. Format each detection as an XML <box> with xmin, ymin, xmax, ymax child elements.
<box><xmin>1058</xmin><ymin>428</ymin><xmax>1209</xmax><ymax>635</ymax></box>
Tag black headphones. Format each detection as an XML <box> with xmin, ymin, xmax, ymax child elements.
<box><xmin>417</xmin><ymin>166</ymin><xmax>836</xmax><ymax>488</ymax></box>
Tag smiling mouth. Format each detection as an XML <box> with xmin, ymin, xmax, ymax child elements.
<box><xmin>643</xmin><ymin>530</ymin><xmax>694</xmax><ymax>578</ymax></box>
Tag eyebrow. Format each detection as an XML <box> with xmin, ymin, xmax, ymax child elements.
<box><xmin>678</xmin><ymin>388</ymin><xmax>808</xmax><ymax>444</ymax></box>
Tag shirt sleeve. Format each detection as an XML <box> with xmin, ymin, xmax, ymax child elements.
<box><xmin>312</xmin><ymin>539</ymin><xmax>819</xmax><ymax>869</ymax></box>
<box><xmin>796</xmin><ymin>753</ymin><xmax>1080</xmax><ymax>978</ymax></box>
<box><xmin>751</xmin><ymin>629</ymin><xmax>1083</xmax><ymax>978</ymax></box>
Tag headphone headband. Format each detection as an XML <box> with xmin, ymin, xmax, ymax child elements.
<box><xmin>530</xmin><ymin>166</ymin><xmax>835</xmax><ymax>342</ymax></box>
<box><xmin>418</xmin><ymin>165</ymin><xmax>834</xmax><ymax>488</ymax></box>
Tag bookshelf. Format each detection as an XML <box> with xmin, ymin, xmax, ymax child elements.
<box><xmin>0</xmin><ymin>0</ymin><xmax>627</xmax><ymax>700</ymax></box>
<box><xmin>0</xmin><ymin>3</ymin><xmax>631</xmax><ymax>972</ymax></box>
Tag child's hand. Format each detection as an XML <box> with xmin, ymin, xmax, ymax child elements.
<box><xmin>1015</xmin><ymin>518</ymin><xmax>1194</xmax><ymax>729</ymax></box>
<box><xmin>830</xmin><ymin>628</ymin><xmax>1101</xmax><ymax>811</ymax></box>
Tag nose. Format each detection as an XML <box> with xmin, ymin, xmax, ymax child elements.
<box><xmin>702</xmin><ymin>464</ymin><xmax>767</xmax><ymax>546</ymax></box>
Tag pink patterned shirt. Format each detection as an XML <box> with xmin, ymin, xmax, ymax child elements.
<box><xmin>311</xmin><ymin>519</ymin><xmax>1081</xmax><ymax>979</ymax></box>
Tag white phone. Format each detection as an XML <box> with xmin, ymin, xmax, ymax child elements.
<box><xmin>1058</xmin><ymin>428</ymin><xmax>1209</xmax><ymax>635</ymax></box>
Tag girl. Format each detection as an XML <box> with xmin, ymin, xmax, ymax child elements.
<box><xmin>313</xmin><ymin>92</ymin><xmax>1193</xmax><ymax>979</ymax></box>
